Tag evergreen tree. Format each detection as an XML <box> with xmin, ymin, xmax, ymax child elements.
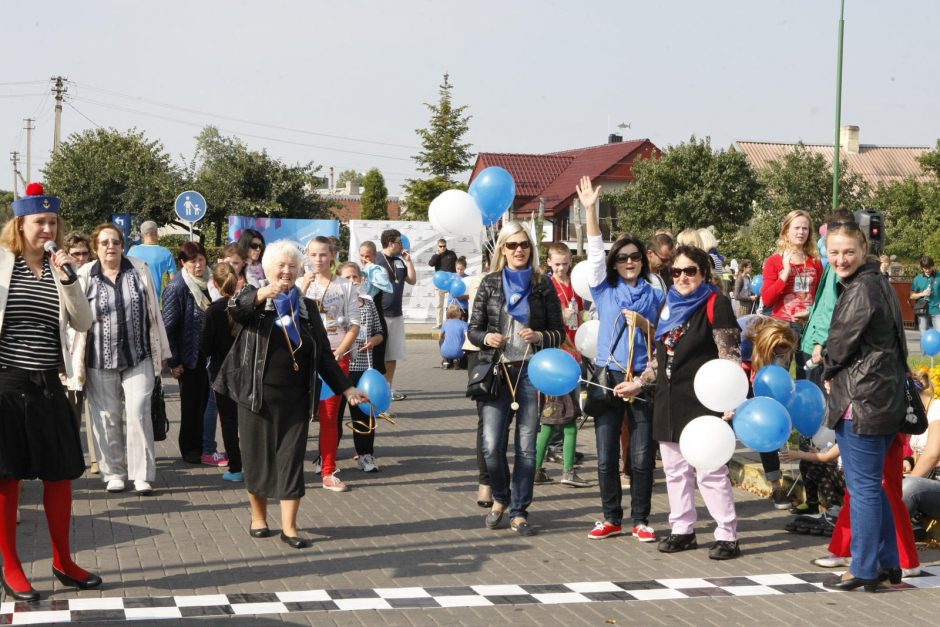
<box><xmin>360</xmin><ymin>168</ymin><xmax>389</xmax><ymax>220</ymax></box>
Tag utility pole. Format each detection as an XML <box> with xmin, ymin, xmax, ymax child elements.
<box><xmin>51</xmin><ymin>76</ymin><xmax>68</xmax><ymax>154</ymax></box>
<box><xmin>23</xmin><ymin>118</ymin><xmax>34</xmax><ymax>182</ymax></box>
<box><xmin>10</xmin><ymin>152</ymin><xmax>21</xmax><ymax>198</ymax></box>
<box><xmin>832</xmin><ymin>0</ymin><xmax>846</xmax><ymax>210</ymax></box>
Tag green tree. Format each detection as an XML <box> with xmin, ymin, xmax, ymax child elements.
<box><xmin>336</xmin><ymin>169</ymin><xmax>361</xmax><ymax>190</ymax></box>
<box><xmin>43</xmin><ymin>128</ymin><xmax>182</xmax><ymax>232</ymax></box>
<box><xmin>607</xmin><ymin>135</ymin><xmax>761</xmax><ymax>241</ymax></box>
<box><xmin>918</xmin><ymin>139</ymin><xmax>940</xmax><ymax>180</ymax></box>
<box><xmin>404</xmin><ymin>73</ymin><xmax>473</xmax><ymax>220</ymax></box>
<box><xmin>0</xmin><ymin>189</ymin><xmax>13</xmax><ymax>222</ymax></box>
<box><xmin>360</xmin><ymin>168</ymin><xmax>389</xmax><ymax>220</ymax></box>
<box><xmin>731</xmin><ymin>144</ymin><xmax>872</xmax><ymax>261</ymax></box>
<box><xmin>870</xmin><ymin>177</ymin><xmax>940</xmax><ymax>261</ymax></box>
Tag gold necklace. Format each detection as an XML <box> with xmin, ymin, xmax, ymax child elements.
<box><xmin>501</xmin><ymin>343</ymin><xmax>531</xmax><ymax>411</ymax></box>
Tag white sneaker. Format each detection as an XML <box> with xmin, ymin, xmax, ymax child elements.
<box><xmin>902</xmin><ymin>567</ymin><xmax>921</xmax><ymax>578</ymax></box>
<box><xmin>311</xmin><ymin>455</ymin><xmax>322</xmax><ymax>474</ymax></box>
<box><xmin>133</xmin><ymin>480</ymin><xmax>153</xmax><ymax>495</ymax></box>
<box><xmin>358</xmin><ymin>454</ymin><xmax>379</xmax><ymax>473</ymax></box>
<box><xmin>106</xmin><ymin>479</ymin><xmax>125</xmax><ymax>493</ymax></box>
<box><xmin>812</xmin><ymin>554</ymin><xmax>851</xmax><ymax>568</ymax></box>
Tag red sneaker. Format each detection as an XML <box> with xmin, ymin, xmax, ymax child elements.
<box><xmin>587</xmin><ymin>521</ymin><xmax>625</xmax><ymax>540</ymax></box>
<box><xmin>632</xmin><ymin>524</ymin><xmax>658</xmax><ymax>542</ymax></box>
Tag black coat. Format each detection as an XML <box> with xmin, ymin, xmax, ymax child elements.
<box><xmin>652</xmin><ymin>294</ymin><xmax>738</xmax><ymax>443</ymax></box>
<box><xmin>824</xmin><ymin>262</ymin><xmax>906</xmax><ymax>435</ymax></box>
<box><xmin>467</xmin><ymin>271</ymin><xmax>565</xmax><ymax>366</ymax></box>
<box><xmin>212</xmin><ymin>286</ymin><xmax>351</xmax><ymax>420</ymax></box>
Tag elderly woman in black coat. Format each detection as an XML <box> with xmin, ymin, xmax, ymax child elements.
<box><xmin>214</xmin><ymin>240</ymin><xmax>368</xmax><ymax>549</ymax></box>
<box><xmin>821</xmin><ymin>221</ymin><xmax>907</xmax><ymax>591</ymax></box>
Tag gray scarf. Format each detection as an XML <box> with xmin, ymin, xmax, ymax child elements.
<box><xmin>181</xmin><ymin>267</ymin><xmax>211</xmax><ymax>311</ymax></box>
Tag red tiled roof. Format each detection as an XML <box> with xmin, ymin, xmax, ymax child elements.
<box><xmin>471</xmin><ymin>140</ymin><xmax>656</xmax><ymax>218</ymax></box>
<box><xmin>735</xmin><ymin>141</ymin><xmax>931</xmax><ymax>186</ymax></box>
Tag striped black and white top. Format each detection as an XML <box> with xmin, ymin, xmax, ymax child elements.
<box><xmin>0</xmin><ymin>256</ymin><xmax>62</xmax><ymax>370</ymax></box>
<box><xmin>350</xmin><ymin>295</ymin><xmax>382</xmax><ymax>373</ymax></box>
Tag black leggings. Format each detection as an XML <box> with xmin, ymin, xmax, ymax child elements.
<box><xmin>216</xmin><ymin>392</ymin><xmax>242</xmax><ymax>473</ymax></box>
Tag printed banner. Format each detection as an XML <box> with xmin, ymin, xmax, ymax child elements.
<box><xmin>227</xmin><ymin>216</ymin><xmax>340</xmax><ymax>245</ymax></box>
<box><xmin>349</xmin><ymin>220</ymin><xmax>483</xmax><ymax>324</ymax></box>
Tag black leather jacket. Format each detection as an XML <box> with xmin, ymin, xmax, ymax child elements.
<box><xmin>824</xmin><ymin>262</ymin><xmax>906</xmax><ymax>435</ymax></box>
<box><xmin>467</xmin><ymin>270</ymin><xmax>565</xmax><ymax>365</ymax></box>
<box><xmin>212</xmin><ymin>286</ymin><xmax>351</xmax><ymax>420</ymax></box>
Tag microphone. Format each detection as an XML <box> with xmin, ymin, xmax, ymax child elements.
<box><xmin>43</xmin><ymin>240</ymin><xmax>78</xmax><ymax>282</ymax></box>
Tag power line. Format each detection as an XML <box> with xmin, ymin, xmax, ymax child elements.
<box><xmin>65</xmin><ymin>101</ymin><xmax>102</xmax><ymax>129</ymax></box>
<box><xmin>0</xmin><ymin>93</ymin><xmax>47</xmax><ymax>99</ymax></box>
<box><xmin>0</xmin><ymin>80</ymin><xmax>48</xmax><ymax>86</ymax></box>
<box><xmin>71</xmin><ymin>81</ymin><xmax>418</xmax><ymax>151</ymax></box>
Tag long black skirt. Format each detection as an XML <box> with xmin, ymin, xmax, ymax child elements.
<box><xmin>238</xmin><ymin>384</ymin><xmax>311</xmax><ymax>500</ymax></box>
<box><xmin>0</xmin><ymin>366</ymin><xmax>85</xmax><ymax>481</ymax></box>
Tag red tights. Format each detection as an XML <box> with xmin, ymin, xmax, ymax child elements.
<box><xmin>0</xmin><ymin>478</ymin><xmax>91</xmax><ymax>593</ymax></box>
<box><xmin>318</xmin><ymin>355</ymin><xmax>350</xmax><ymax>477</ymax></box>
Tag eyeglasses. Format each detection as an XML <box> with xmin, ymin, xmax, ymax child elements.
<box><xmin>249</xmin><ymin>242</ymin><xmax>263</xmax><ymax>250</ymax></box>
<box><xmin>615</xmin><ymin>251</ymin><xmax>643</xmax><ymax>263</ymax></box>
<box><xmin>70</xmin><ymin>250</ymin><xmax>90</xmax><ymax>257</ymax></box>
<box><xmin>98</xmin><ymin>239</ymin><xmax>122</xmax><ymax>247</ymax></box>
<box><xmin>504</xmin><ymin>240</ymin><xmax>531</xmax><ymax>251</ymax></box>
<box><xmin>671</xmin><ymin>266</ymin><xmax>699</xmax><ymax>278</ymax></box>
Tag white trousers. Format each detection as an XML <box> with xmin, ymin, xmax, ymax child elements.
<box><xmin>86</xmin><ymin>359</ymin><xmax>156</xmax><ymax>483</ymax></box>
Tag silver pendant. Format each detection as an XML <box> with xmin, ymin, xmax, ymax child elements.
<box><xmin>510</xmin><ymin>401</ymin><xmax>520</xmax><ymax>411</ymax></box>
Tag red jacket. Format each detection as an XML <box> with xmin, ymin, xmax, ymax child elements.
<box><xmin>761</xmin><ymin>253</ymin><xmax>823</xmax><ymax>323</ymax></box>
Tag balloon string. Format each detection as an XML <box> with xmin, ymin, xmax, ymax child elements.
<box><xmin>579</xmin><ymin>378</ymin><xmax>648</xmax><ymax>403</ymax></box>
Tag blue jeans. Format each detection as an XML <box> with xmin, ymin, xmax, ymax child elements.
<box><xmin>480</xmin><ymin>363</ymin><xmax>539</xmax><ymax>520</ymax></box>
<box><xmin>917</xmin><ymin>314</ymin><xmax>940</xmax><ymax>333</ymax></box>
<box><xmin>902</xmin><ymin>476</ymin><xmax>940</xmax><ymax>521</ymax></box>
<box><xmin>594</xmin><ymin>385</ymin><xmax>654</xmax><ymax>526</ymax></box>
<box><xmin>835</xmin><ymin>419</ymin><xmax>899</xmax><ymax>579</ymax></box>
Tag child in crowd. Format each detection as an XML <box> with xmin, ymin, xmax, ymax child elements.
<box><xmin>780</xmin><ymin>441</ymin><xmax>843</xmax><ymax>535</ymax></box>
<box><xmin>452</xmin><ymin>256</ymin><xmax>469</xmax><ymax>319</ymax></box>
<box><xmin>439</xmin><ymin>304</ymin><xmax>468</xmax><ymax>369</ymax></box>
<box><xmin>338</xmin><ymin>262</ymin><xmax>386</xmax><ymax>473</ymax></box>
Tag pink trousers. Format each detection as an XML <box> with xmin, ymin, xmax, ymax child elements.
<box><xmin>659</xmin><ymin>441</ymin><xmax>738</xmax><ymax>541</ymax></box>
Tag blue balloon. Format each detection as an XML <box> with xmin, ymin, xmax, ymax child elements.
<box><xmin>817</xmin><ymin>237</ymin><xmax>828</xmax><ymax>267</ymax></box>
<box><xmin>751</xmin><ymin>274</ymin><xmax>764</xmax><ymax>296</ymax></box>
<box><xmin>527</xmin><ymin>348</ymin><xmax>581</xmax><ymax>396</ymax></box>
<box><xmin>753</xmin><ymin>364</ymin><xmax>795</xmax><ymax>406</ymax></box>
<box><xmin>922</xmin><ymin>329</ymin><xmax>940</xmax><ymax>357</ymax></box>
<box><xmin>318</xmin><ymin>375</ymin><xmax>335</xmax><ymax>401</ymax></box>
<box><xmin>786</xmin><ymin>380</ymin><xmax>826</xmax><ymax>436</ymax></box>
<box><xmin>433</xmin><ymin>270</ymin><xmax>454</xmax><ymax>290</ymax></box>
<box><xmin>358</xmin><ymin>368</ymin><xmax>391</xmax><ymax>415</ymax></box>
<box><xmin>448</xmin><ymin>275</ymin><xmax>467</xmax><ymax>297</ymax></box>
<box><xmin>733</xmin><ymin>397</ymin><xmax>793</xmax><ymax>452</ymax></box>
<box><xmin>469</xmin><ymin>166</ymin><xmax>516</xmax><ymax>226</ymax></box>
<box><xmin>400</xmin><ymin>234</ymin><xmax>411</xmax><ymax>251</ymax></box>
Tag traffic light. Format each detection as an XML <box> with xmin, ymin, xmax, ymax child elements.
<box><xmin>854</xmin><ymin>210</ymin><xmax>884</xmax><ymax>256</ymax></box>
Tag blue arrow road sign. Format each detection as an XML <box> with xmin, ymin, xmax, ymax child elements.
<box><xmin>175</xmin><ymin>191</ymin><xmax>207</xmax><ymax>222</ymax></box>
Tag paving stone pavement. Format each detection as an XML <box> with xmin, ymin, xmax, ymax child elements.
<box><xmin>7</xmin><ymin>340</ymin><xmax>940</xmax><ymax>624</ymax></box>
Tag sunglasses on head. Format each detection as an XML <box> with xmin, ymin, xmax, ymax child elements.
<box><xmin>615</xmin><ymin>251</ymin><xmax>643</xmax><ymax>263</ymax></box>
<box><xmin>671</xmin><ymin>265</ymin><xmax>699</xmax><ymax>278</ymax></box>
<box><xmin>827</xmin><ymin>220</ymin><xmax>860</xmax><ymax>231</ymax></box>
<box><xmin>504</xmin><ymin>240</ymin><xmax>531</xmax><ymax>251</ymax></box>
<box><xmin>249</xmin><ymin>242</ymin><xmax>263</xmax><ymax>250</ymax></box>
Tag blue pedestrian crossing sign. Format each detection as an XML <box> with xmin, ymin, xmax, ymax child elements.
<box><xmin>175</xmin><ymin>191</ymin><xmax>207</xmax><ymax>222</ymax></box>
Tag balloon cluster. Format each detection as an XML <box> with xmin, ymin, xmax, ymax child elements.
<box><xmin>433</xmin><ymin>270</ymin><xmax>468</xmax><ymax>297</ymax></box>
<box><xmin>428</xmin><ymin>167</ymin><xmax>517</xmax><ymax>237</ymax></box>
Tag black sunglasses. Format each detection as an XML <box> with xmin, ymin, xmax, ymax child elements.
<box><xmin>671</xmin><ymin>265</ymin><xmax>699</xmax><ymax>278</ymax></box>
<box><xmin>504</xmin><ymin>241</ymin><xmax>531</xmax><ymax>251</ymax></box>
<box><xmin>249</xmin><ymin>242</ymin><xmax>263</xmax><ymax>250</ymax></box>
<box><xmin>827</xmin><ymin>220</ymin><xmax>860</xmax><ymax>231</ymax></box>
<box><xmin>615</xmin><ymin>251</ymin><xmax>643</xmax><ymax>263</ymax></box>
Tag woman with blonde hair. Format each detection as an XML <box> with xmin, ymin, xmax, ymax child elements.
<box><xmin>675</xmin><ymin>228</ymin><xmax>704</xmax><ymax>250</ymax></box>
<box><xmin>759</xmin><ymin>209</ymin><xmax>824</xmax><ymax>508</ymax></box>
<box><xmin>468</xmin><ymin>222</ymin><xmax>565</xmax><ymax>536</ymax></box>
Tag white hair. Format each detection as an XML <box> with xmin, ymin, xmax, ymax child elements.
<box><xmin>697</xmin><ymin>227</ymin><xmax>718</xmax><ymax>251</ymax></box>
<box><xmin>261</xmin><ymin>239</ymin><xmax>304</xmax><ymax>279</ymax></box>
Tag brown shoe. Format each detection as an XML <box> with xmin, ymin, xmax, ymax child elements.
<box><xmin>89</xmin><ymin>462</ymin><xmax>100</xmax><ymax>475</ymax></box>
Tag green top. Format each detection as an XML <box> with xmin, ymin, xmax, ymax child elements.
<box><xmin>800</xmin><ymin>264</ymin><xmax>840</xmax><ymax>353</ymax></box>
<box><xmin>911</xmin><ymin>273</ymin><xmax>940</xmax><ymax>315</ymax></box>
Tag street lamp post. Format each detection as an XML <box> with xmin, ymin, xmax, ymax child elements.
<box><xmin>832</xmin><ymin>0</ymin><xmax>846</xmax><ymax>210</ymax></box>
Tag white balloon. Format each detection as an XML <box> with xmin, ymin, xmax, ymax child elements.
<box><xmin>679</xmin><ymin>415</ymin><xmax>738</xmax><ymax>473</ymax></box>
<box><xmin>429</xmin><ymin>189</ymin><xmax>483</xmax><ymax>236</ymax></box>
<box><xmin>812</xmin><ymin>424</ymin><xmax>837</xmax><ymax>451</ymax></box>
<box><xmin>570</xmin><ymin>261</ymin><xmax>594</xmax><ymax>302</ymax></box>
<box><xmin>574</xmin><ymin>319</ymin><xmax>600</xmax><ymax>360</ymax></box>
<box><xmin>693</xmin><ymin>358</ymin><xmax>749</xmax><ymax>412</ymax></box>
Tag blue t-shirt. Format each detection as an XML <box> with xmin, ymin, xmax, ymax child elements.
<box><xmin>440</xmin><ymin>319</ymin><xmax>468</xmax><ymax>360</ymax></box>
<box><xmin>127</xmin><ymin>244</ymin><xmax>176</xmax><ymax>301</ymax></box>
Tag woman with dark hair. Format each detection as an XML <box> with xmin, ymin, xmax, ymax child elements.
<box><xmin>651</xmin><ymin>244</ymin><xmax>742</xmax><ymax>559</ymax></box>
<box><xmin>0</xmin><ymin>183</ymin><xmax>99</xmax><ymax>600</ymax></box>
<box><xmin>238</xmin><ymin>228</ymin><xmax>267</xmax><ymax>288</ymax></box>
<box><xmin>468</xmin><ymin>221</ymin><xmax>565</xmax><ymax>536</ymax></box>
<box><xmin>575</xmin><ymin>177</ymin><xmax>664</xmax><ymax>542</ymax></box>
<box><xmin>162</xmin><ymin>241</ymin><xmax>212</xmax><ymax>463</ymax></box>
<box><xmin>822</xmin><ymin>221</ymin><xmax>905</xmax><ymax>591</ymax></box>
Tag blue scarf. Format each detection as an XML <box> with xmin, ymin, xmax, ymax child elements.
<box><xmin>655</xmin><ymin>283</ymin><xmax>717</xmax><ymax>340</ymax></box>
<box><xmin>594</xmin><ymin>277</ymin><xmax>663</xmax><ymax>372</ymax></box>
<box><xmin>502</xmin><ymin>267</ymin><xmax>532</xmax><ymax>324</ymax></box>
<box><xmin>273</xmin><ymin>287</ymin><xmax>302</xmax><ymax>348</ymax></box>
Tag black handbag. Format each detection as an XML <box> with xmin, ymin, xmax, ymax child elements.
<box><xmin>152</xmin><ymin>376</ymin><xmax>170</xmax><ymax>441</ymax></box>
<box><xmin>582</xmin><ymin>320</ymin><xmax>631</xmax><ymax>417</ymax></box>
<box><xmin>467</xmin><ymin>351</ymin><xmax>503</xmax><ymax>402</ymax></box>
<box><xmin>878</xmin><ymin>278</ymin><xmax>928</xmax><ymax>435</ymax></box>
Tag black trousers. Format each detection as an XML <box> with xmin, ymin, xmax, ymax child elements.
<box><xmin>216</xmin><ymin>392</ymin><xmax>242</xmax><ymax>473</ymax></box>
<box><xmin>178</xmin><ymin>358</ymin><xmax>208</xmax><ymax>459</ymax></box>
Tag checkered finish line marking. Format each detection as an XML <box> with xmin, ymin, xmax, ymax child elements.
<box><xmin>1</xmin><ymin>571</ymin><xmax>937</xmax><ymax>623</ymax></box>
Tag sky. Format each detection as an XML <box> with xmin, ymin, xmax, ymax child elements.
<box><xmin>2</xmin><ymin>0</ymin><xmax>938</xmax><ymax>197</ymax></box>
